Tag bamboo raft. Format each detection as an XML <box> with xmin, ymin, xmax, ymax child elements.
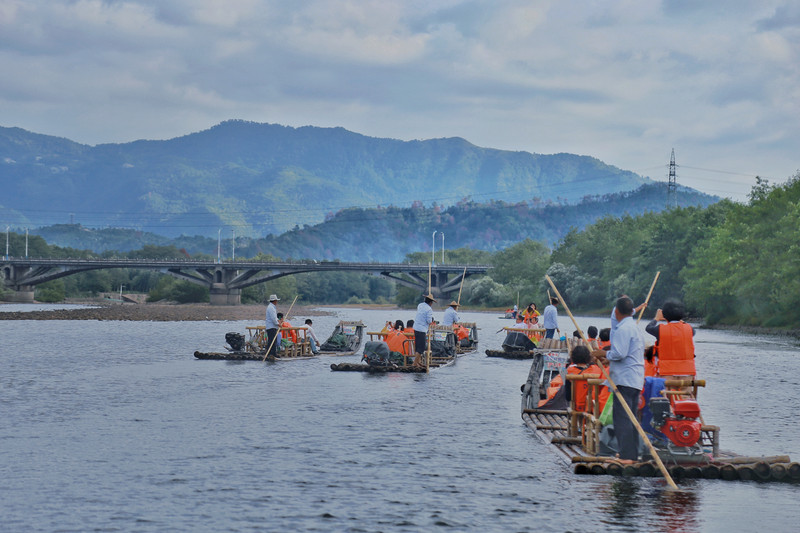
<box><xmin>194</xmin><ymin>351</ymin><xmax>315</xmax><ymax>362</ymax></box>
<box><xmin>194</xmin><ymin>325</ymin><xmax>318</xmax><ymax>361</ymax></box>
<box><xmin>331</xmin><ymin>325</ymin><xmax>464</xmax><ymax>373</ymax></box>
<box><xmin>485</xmin><ymin>349</ymin><xmax>534</xmax><ymax>359</ymax></box>
<box><xmin>319</xmin><ymin>321</ymin><xmax>365</xmax><ymax>356</ymax></box>
<box><xmin>521</xmin><ymin>350</ymin><xmax>798</xmax><ymax>483</ymax></box>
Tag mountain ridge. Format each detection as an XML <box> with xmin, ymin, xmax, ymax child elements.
<box><xmin>1</xmin><ymin>120</ymin><xmax>652</xmax><ymax>237</ymax></box>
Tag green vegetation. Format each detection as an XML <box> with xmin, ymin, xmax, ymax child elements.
<box><xmin>3</xmin><ymin>172</ymin><xmax>799</xmax><ymax>329</ymax></box>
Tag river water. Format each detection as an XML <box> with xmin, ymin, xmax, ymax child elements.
<box><xmin>2</xmin><ymin>307</ymin><xmax>799</xmax><ymax>532</ymax></box>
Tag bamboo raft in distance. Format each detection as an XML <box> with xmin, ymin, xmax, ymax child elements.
<box><xmin>331</xmin><ymin>325</ymin><xmax>465</xmax><ymax>373</ymax></box>
<box><xmin>486</xmin><ymin>332</ymin><xmax>592</xmax><ymax>360</ymax></box>
<box><xmin>520</xmin><ymin>348</ymin><xmax>798</xmax><ymax>483</ymax></box>
<box><xmin>318</xmin><ymin>321</ymin><xmax>366</xmax><ymax>356</ymax></box>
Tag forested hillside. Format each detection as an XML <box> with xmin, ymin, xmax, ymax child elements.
<box><xmin>31</xmin><ymin>182</ymin><xmax>717</xmax><ymax>260</ymax></box>
<box><xmin>1</xmin><ymin>120</ymin><xmax>651</xmax><ymax>237</ymax></box>
<box><xmin>4</xmin><ymin>173</ymin><xmax>799</xmax><ymax>329</ymax></box>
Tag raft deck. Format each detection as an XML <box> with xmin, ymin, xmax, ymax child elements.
<box><xmin>520</xmin><ymin>351</ymin><xmax>798</xmax><ymax>483</ymax></box>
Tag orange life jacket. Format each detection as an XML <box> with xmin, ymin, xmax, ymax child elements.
<box><xmin>538</xmin><ymin>374</ymin><xmax>564</xmax><ymax>407</ymax></box>
<box><xmin>281</xmin><ymin>321</ymin><xmax>297</xmax><ymax>343</ymax></box>
<box><xmin>386</xmin><ymin>329</ymin><xmax>410</xmax><ymax>354</ymax></box>
<box><xmin>454</xmin><ymin>325</ymin><xmax>469</xmax><ymax>341</ymax></box>
<box><xmin>656</xmin><ymin>322</ymin><xmax>695</xmax><ymax>376</ymax></box>
<box><xmin>644</xmin><ymin>357</ymin><xmax>658</xmax><ymax>378</ymax></box>
<box><xmin>567</xmin><ymin>364</ymin><xmax>602</xmax><ymax>412</ymax></box>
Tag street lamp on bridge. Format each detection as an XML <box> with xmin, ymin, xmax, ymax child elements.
<box><xmin>431</xmin><ymin>231</ymin><xmax>436</xmax><ymax>267</ymax></box>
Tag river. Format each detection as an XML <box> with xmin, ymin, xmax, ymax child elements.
<box><xmin>1</xmin><ymin>307</ymin><xmax>799</xmax><ymax>532</ymax></box>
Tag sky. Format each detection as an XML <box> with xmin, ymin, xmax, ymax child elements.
<box><xmin>1</xmin><ymin>0</ymin><xmax>798</xmax><ymax>203</ymax></box>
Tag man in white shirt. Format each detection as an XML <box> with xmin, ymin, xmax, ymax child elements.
<box><xmin>607</xmin><ymin>296</ymin><xmax>645</xmax><ymax>462</ymax></box>
<box><xmin>442</xmin><ymin>301</ymin><xmax>460</xmax><ymax>326</ymax></box>
<box><xmin>413</xmin><ymin>293</ymin><xmax>436</xmax><ymax>355</ymax></box>
<box><xmin>265</xmin><ymin>294</ymin><xmax>280</xmax><ymax>356</ymax></box>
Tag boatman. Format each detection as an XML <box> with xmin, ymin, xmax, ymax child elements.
<box><xmin>413</xmin><ymin>293</ymin><xmax>436</xmax><ymax>355</ymax></box>
<box><xmin>442</xmin><ymin>300</ymin><xmax>460</xmax><ymax>327</ymax></box>
<box><xmin>607</xmin><ymin>296</ymin><xmax>645</xmax><ymax>463</ymax></box>
<box><xmin>265</xmin><ymin>294</ymin><xmax>280</xmax><ymax>357</ymax></box>
<box><xmin>542</xmin><ymin>297</ymin><xmax>560</xmax><ymax>339</ymax></box>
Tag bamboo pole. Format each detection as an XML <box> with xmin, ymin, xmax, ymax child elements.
<box><xmin>457</xmin><ymin>266</ymin><xmax>467</xmax><ymax>306</ymax></box>
<box><xmin>262</xmin><ymin>295</ymin><xmax>299</xmax><ymax>362</ymax></box>
<box><xmin>637</xmin><ymin>271</ymin><xmax>661</xmax><ymax>324</ymax></box>
<box><xmin>428</xmin><ymin>262</ymin><xmax>432</xmax><ymax>295</ymax></box>
<box><xmin>544</xmin><ymin>275</ymin><xmax>679</xmax><ymax>490</ymax></box>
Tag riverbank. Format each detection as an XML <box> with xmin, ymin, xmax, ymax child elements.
<box><xmin>0</xmin><ymin>301</ymin><xmax>330</xmax><ymax>321</ymax></box>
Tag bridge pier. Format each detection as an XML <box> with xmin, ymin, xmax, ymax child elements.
<box><xmin>4</xmin><ymin>285</ymin><xmax>35</xmax><ymax>303</ymax></box>
<box><xmin>210</xmin><ymin>284</ymin><xmax>241</xmax><ymax>306</ymax></box>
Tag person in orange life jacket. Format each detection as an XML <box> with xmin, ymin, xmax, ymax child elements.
<box><xmin>645</xmin><ymin>299</ymin><xmax>696</xmax><ymax>377</ymax></box>
<box><xmin>586</xmin><ymin>326</ymin><xmax>598</xmax><ymax>343</ymax></box>
<box><xmin>523</xmin><ymin>303</ymin><xmax>540</xmax><ymax>325</ymax></box>
<box><xmin>277</xmin><ymin>313</ymin><xmax>297</xmax><ymax>344</ymax></box>
<box><xmin>598</xmin><ymin>327</ymin><xmax>611</xmax><ymax>350</ymax></box>
<box><xmin>643</xmin><ymin>345</ymin><xmax>658</xmax><ymax>378</ymax></box>
<box><xmin>590</xmin><ymin>348</ymin><xmax>612</xmax><ymax>412</ymax></box>
<box><xmin>386</xmin><ymin>320</ymin><xmax>410</xmax><ymax>355</ymax></box>
<box><xmin>565</xmin><ymin>345</ymin><xmax>603</xmax><ymax>412</ymax></box>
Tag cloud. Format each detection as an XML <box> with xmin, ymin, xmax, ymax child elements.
<box><xmin>0</xmin><ymin>0</ymin><xmax>797</xmax><ymax>202</ymax></box>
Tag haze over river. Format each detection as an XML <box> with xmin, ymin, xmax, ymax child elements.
<box><xmin>2</xmin><ymin>307</ymin><xmax>799</xmax><ymax>532</ymax></box>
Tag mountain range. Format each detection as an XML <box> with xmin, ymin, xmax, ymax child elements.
<box><xmin>2</xmin><ymin>120</ymin><xmax>655</xmax><ymax>238</ymax></box>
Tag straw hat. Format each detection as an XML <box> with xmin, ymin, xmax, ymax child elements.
<box><xmin>424</xmin><ymin>293</ymin><xmax>437</xmax><ymax>302</ymax></box>
<box><xmin>268</xmin><ymin>294</ymin><xmax>280</xmax><ymax>302</ymax></box>
<box><xmin>449</xmin><ymin>301</ymin><xmax>459</xmax><ymax>307</ymax></box>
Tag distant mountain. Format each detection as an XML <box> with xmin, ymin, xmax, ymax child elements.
<box><xmin>1</xmin><ymin>120</ymin><xmax>653</xmax><ymax>237</ymax></box>
<box><xmin>31</xmin><ymin>183</ymin><xmax>718</xmax><ymax>261</ymax></box>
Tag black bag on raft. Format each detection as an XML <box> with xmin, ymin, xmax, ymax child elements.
<box><xmin>502</xmin><ymin>331</ymin><xmax>536</xmax><ymax>352</ymax></box>
<box><xmin>225</xmin><ymin>332</ymin><xmax>246</xmax><ymax>352</ymax></box>
<box><xmin>362</xmin><ymin>341</ymin><xmax>392</xmax><ymax>366</ymax></box>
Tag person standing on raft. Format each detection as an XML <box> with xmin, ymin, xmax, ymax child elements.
<box><xmin>413</xmin><ymin>293</ymin><xmax>436</xmax><ymax>355</ymax></box>
<box><xmin>442</xmin><ymin>300</ymin><xmax>460</xmax><ymax>327</ymax></box>
<box><xmin>542</xmin><ymin>298</ymin><xmax>560</xmax><ymax>339</ymax></box>
<box><xmin>265</xmin><ymin>294</ymin><xmax>280</xmax><ymax>357</ymax></box>
<box><xmin>607</xmin><ymin>296</ymin><xmax>645</xmax><ymax>463</ymax></box>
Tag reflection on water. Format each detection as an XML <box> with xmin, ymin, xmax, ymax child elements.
<box><xmin>1</xmin><ymin>308</ymin><xmax>799</xmax><ymax>531</ymax></box>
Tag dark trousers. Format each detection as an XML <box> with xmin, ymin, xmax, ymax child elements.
<box><xmin>266</xmin><ymin>328</ymin><xmax>278</xmax><ymax>356</ymax></box>
<box><xmin>545</xmin><ymin>329</ymin><xmax>556</xmax><ymax>339</ymax></box>
<box><xmin>414</xmin><ymin>331</ymin><xmax>427</xmax><ymax>355</ymax></box>
<box><xmin>612</xmin><ymin>385</ymin><xmax>641</xmax><ymax>461</ymax></box>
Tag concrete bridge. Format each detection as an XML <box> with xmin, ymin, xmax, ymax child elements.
<box><xmin>0</xmin><ymin>258</ymin><xmax>491</xmax><ymax>305</ymax></box>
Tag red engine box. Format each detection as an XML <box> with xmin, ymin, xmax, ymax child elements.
<box><xmin>663</xmin><ymin>419</ymin><xmax>702</xmax><ymax>447</ymax></box>
<box><xmin>672</xmin><ymin>399</ymin><xmax>701</xmax><ymax>419</ymax></box>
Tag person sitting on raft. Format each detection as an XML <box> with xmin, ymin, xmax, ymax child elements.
<box><xmin>522</xmin><ymin>303</ymin><xmax>539</xmax><ymax>325</ymax></box>
<box><xmin>386</xmin><ymin>320</ymin><xmax>411</xmax><ymax>355</ymax></box>
<box><xmin>645</xmin><ymin>299</ymin><xmax>696</xmax><ymax>377</ymax></box>
<box><xmin>598</xmin><ymin>327</ymin><xmax>611</xmax><ymax>350</ymax></box>
<box><xmin>304</xmin><ymin>318</ymin><xmax>321</xmax><ymax>355</ymax></box>
<box><xmin>565</xmin><ymin>345</ymin><xmax>603</xmax><ymax>413</ymax></box>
